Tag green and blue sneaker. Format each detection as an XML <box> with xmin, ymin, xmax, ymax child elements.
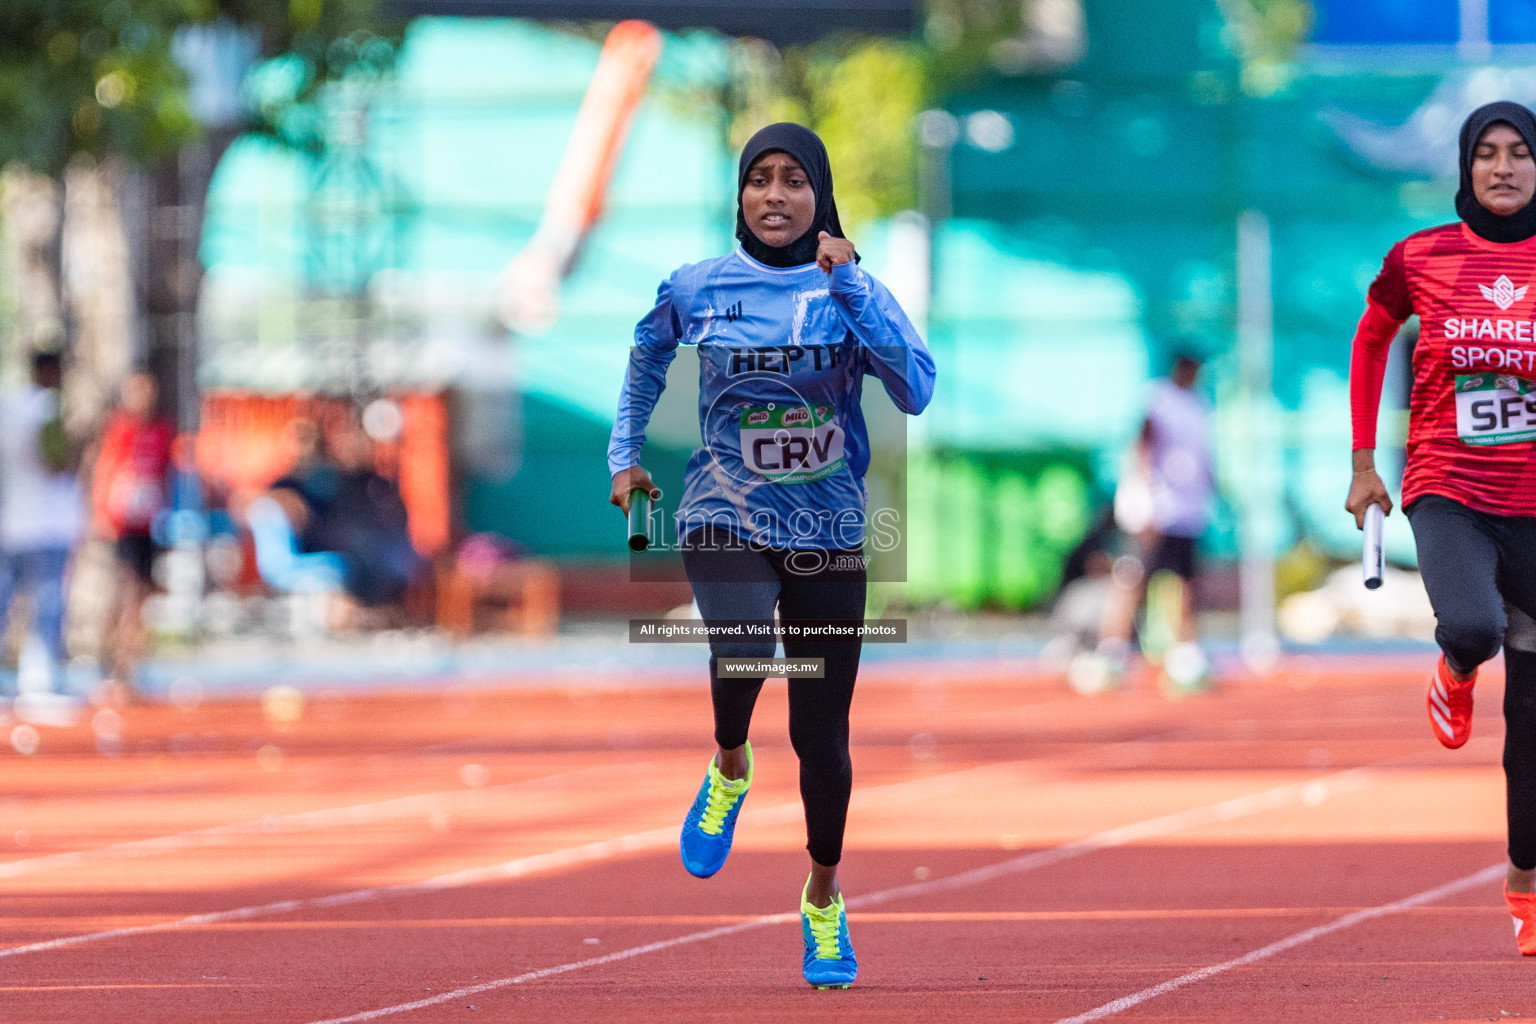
<box><xmin>800</xmin><ymin>877</ymin><xmax>857</xmax><ymax>989</ymax></box>
<box><xmin>679</xmin><ymin>742</ymin><xmax>752</xmax><ymax>878</ymax></box>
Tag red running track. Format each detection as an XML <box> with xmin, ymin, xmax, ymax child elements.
<box><xmin>0</xmin><ymin>657</ymin><xmax>1530</xmax><ymax>1023</ymax></box>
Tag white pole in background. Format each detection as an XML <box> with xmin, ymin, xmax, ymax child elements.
<box><xmin>1237</xmin><ymin>209</ymin><xmax>1279</xmax><ymax>671</ymax></box>
<box><xmin>1459</xmin><ymin>0</ymin><xmax>1491</xmax><ymax>62</ymax></box>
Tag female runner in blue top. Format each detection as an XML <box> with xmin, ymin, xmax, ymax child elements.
<box><xmin>608</xmin><ymin>123</ymin><xmax>935</xmax><ymax>988</ymax></box>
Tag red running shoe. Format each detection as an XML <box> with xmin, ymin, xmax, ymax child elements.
<box><xmin>1506</xmin><ymin>885</ymin><xmax>1536</xmax><ymax>956</ymax></box>
<box><xmin>1427</xmin><ymin>655</ymin><xmax>1475</xmax><ymax>749</ymax></box>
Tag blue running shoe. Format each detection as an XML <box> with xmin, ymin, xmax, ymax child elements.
<box><xmin>801</xmin><ymin>877</ymin><xmax>857</xmax><ymax>989</ymax></box>
<box><xmin>679</xmin><ymin>742</ymin><xmax>752</xmax><ymax>878</ymax></box>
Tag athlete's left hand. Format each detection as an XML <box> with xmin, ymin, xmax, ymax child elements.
<box><xmin>816</xmin><ymin>231</ymin><xmax>856</xmax><ymax>273</ymax></box>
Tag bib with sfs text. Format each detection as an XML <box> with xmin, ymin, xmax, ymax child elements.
<box><xmin>1456</xmin><ymin>372</ymin><xmax>1536</xmax><ymax>445</ymax></box>
<box><xmin>739</xmin><ymin>403</ymin><xmax>846</xmax><ymax>484</ymax></box>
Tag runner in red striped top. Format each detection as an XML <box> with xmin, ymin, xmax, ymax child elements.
<box><xmin>1351</xmin><ymin>207</ymin><xmax>1536</xmax><ymax>514</ymax></box>
<box><xmin>1347</xmin><ymin>101</ymin><xmax>1536</xmax><ymax>953</ymax></box>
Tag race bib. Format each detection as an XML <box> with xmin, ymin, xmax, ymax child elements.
<box><xmin>739</xmin><ymin>403</ymin><xmax>846</xmax><ymax>484</ymax></box>
<box><xmin>1456</xmin><ymin>372</ymin><xmax>1536</xmax><ymax>445</ymax></box>
<box><xmin>108</xmin><ymin>473</ymin><xmax>165</xmax><ymax>530</ymax></box>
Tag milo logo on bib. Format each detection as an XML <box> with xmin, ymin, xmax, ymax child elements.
<box><xmin>739</xmin><ymin>403</ymin><xmax>846</xmax><ymax>484</ymax></box>
<box><xmin>1455</xmin><ymin>372</ymin><xmax>1536</xmax><ymax>445</ymax></box>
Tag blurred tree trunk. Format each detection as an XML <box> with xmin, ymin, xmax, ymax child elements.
<box><xmin>1</xmin><ymin>159</ymin><xmax>137</xmax><ymax>436</ymax></box>
<box><xmin>0</xmin><ymin>167</ymin><xmax>65</xmax><ymax>384</ymax></box>
<box><xmin>61</xmin><ymin>158</ymin><xmax>136</xmax><ymax>439</ymax></box>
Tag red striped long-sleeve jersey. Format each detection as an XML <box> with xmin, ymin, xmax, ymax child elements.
<box><xmin>1351</xmin><ymin>221</ymin><xmax>1536</xmax><ymax>516</ymax></box>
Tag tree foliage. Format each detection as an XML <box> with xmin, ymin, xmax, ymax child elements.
<box><xmin>213</xmin><ymin>0</ymin><xmax>400</xmax><ymax>147</ymax></box>
<box><xmin>0</xmin><ymin>0</ymin><xmax>399</xmax><ymax>176</ymax></box>
<box><xmin>213</xmin><ymin>0</ymin><xmax>393</xmax><ymax>58</ymax></box>
<box><xmin>921</xmin><ymin>0</ymin><xmax>1029</xmax><ymax>92</ymax></box>
<box><xmin>1215</xmin><ymin>0</ymin><xmax>1313</xmax><ymax>95</ymax></box>
<box><xmin>0</xmin><ymin>0</ymin><xmax>202</xmax><ymax>175</ymax></box>
<box><xmin>797</xmin><ymin>40</ymin><xmax>926</xmax><ymax>229</ymax></box>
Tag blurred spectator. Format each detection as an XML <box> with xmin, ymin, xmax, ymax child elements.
<box><xmin>1040</xmin><ymin>508</ymin><xmax>1116</xmax><ymax>680</ymax></box>
<box><xmin>267</xmin><ymin>412</ymin><xmax>424</xmax><ymax>618</ymax></box>
<box><xmin>1095</xmin><ymin>352</ymin><xmax>1215</xmax><ymax>689</ymax></box>
<box><xmin>91</xmin><ymin>370</ymin><xmax>174</xmax><ymax>695</ymax></box>
<box><xmin>0</xmin><ymin>351</ymin><xmax>84</xmax><ymax>697</ymax></box>
<box><xmin>324</xmin><ymin>416</ymin><xmax>425</xmax><ymax>608</ymax></box>
<box><xmin>1044</xmin><ymin>548</ymin><xmax>1115</xmax><ymax>677</ymax></box>
<box><xmin>1056</xmin><ymin>507</ymin><xmax>1120</xmax><ymax>592</ymax></box>
<box><xmin>267</xmin><ymin>418</ymin><xmax>340</xmax><ymax>551</ymax></box>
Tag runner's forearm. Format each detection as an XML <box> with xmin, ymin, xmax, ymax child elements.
<box><xmin>1349</xmin><ymin>299</ymin><xmax>1403</xmax><ymax>451</ymax></box>
<box><xmin>608</xmin><ymin>280</ymin><xmax>681</xmax><ymax>474</ymax></box>
<box><xmin>826</xmin><ymin>262</ymin><xmax>935</xmax><ymax>414</ymax></box>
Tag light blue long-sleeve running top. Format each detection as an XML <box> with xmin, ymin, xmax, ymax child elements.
<box><xmin>608</xmin><ymin>248</ymin><xmax>936</xmax><ymax>550</ymax></box>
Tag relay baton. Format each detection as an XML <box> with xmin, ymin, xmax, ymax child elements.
<box><xmin>1362</xmin><ymin>502</ymin><xmax>1384</xmax><ymax>591</ymax></box>
<box><xmin>627</xmin><ymin>487</ymin><xmax>660</xmax><ymax>552</ymax></box>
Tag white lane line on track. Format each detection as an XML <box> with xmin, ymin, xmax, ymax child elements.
<box><xmin>850</xmin><ymin>769</ymin><xmax>1373</xmax><ymax>908</ymax></box>
<box><xmin>0</xmin><ymin>756</ymin><xmax>1051</xmax><ymax>961</ymax></box>
<box><xmin>306</xmin><ymin>916</ymin><xmax>799</xmax><ymax>1024</ymax></box>
<box><xmin>1047</xmin><ymin>862</ymin><xmax>1506</xmax><ymax>1024</ymax></box>
<box><xmin>0</xmin><ymin>749</ymin><xmax>1353</xmax><ymax>966</ymax></box>
<box><xmin>295</xmin><ymin>768</ymin><xmax>1379</xmax><ymax>1024</ymax></box>
<box><xmin>0</xmin><ymin>765</ymin><xmax>631</xmax><ymax>882</ymax></box>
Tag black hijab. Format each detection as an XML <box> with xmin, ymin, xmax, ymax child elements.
<box><xmin>1456</xmin><ymin>101</ymin><xmax>1536</xmax><ymax>243</ymax></box>
<box><xmin>735</xmin><ymin>122</ymin><xmax>851</xmax><ymax>267</ymax></box>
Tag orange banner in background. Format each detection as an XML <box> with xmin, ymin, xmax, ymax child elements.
<box><xmin>196</xmin><ymin>390</ymin><xmax>452</xmax><ymax>557</ymax></box>
<box><xmin>394</xmin><ymin>393</ymin><xmax>451</xmax><ymax>557</ymax></box>
<box><xmin>496</xmin><ymin>19</ymin><xmax>663</xmax><ymax>334</ymax></box>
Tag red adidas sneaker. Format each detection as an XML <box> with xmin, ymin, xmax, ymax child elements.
<box><xmin>1506</xmin><ymin>885</ymin><xmax>1536</xmax><ymax>956</ymax></box>
<box><xmin>1427</xmin><ymin>655</ymin><xmax>1475</xmax><ymax>749</ymax></box>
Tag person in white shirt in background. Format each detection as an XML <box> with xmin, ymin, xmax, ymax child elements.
<box><xmin>0</xmin><ymin>350</ymin><xmax>85</xmax><ymax>714</ymax></box>
<box><xmin>1089</xmin><ymin>351</ymin><xmax>1215</xmax><ymax>692</ymax></box>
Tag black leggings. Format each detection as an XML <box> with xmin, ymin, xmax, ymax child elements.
<box><xmin>1407</xmin><ymin>494</ymin><xmax>1536</xmax><ymax>869</ymax></box>
<box><xmin>681</xmin><ymin>526</ymin><xmax>866</xmax><ymax>867</ymax></box>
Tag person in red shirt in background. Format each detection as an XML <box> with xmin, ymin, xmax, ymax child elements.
<box><xmin>90</xmin><ymin>371</ymin><xmax>174</xmax><ymax>698</ymax></box>
<box><xmin>1347</xmin><ymin>101</ymin><xmax>1536</xmax><ymax>954</ymax></box>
